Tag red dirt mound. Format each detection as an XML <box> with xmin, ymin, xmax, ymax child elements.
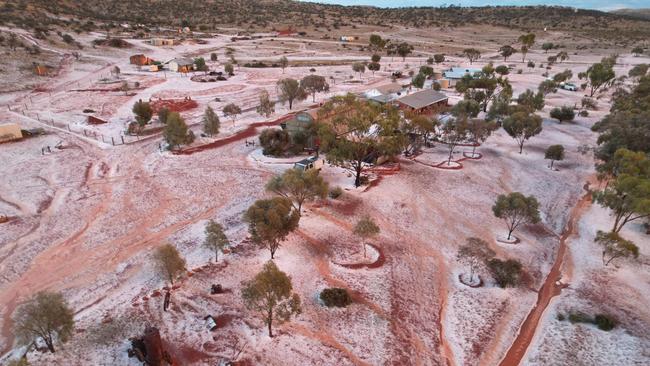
<box><xmin>150</xmin><ymin>98</ymin><xmax>198</xmax><ymax>113</ymax></box>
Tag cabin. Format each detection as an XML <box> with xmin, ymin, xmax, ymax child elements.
<box><xmin>396</xmin><ymin>89</ymin><xmax>448</xmax><ymax>115</ymax></box>
<box><xmin>167</xmin><ymin>58</ymin><xmax>194</xmax><ymax>73</ymax></box>
<box><xmin>0</xmin><ymin>123</ymin><xmax>23</xmax><ymax>143</ymax></box>
<box><xmin>149</xmin><ymin>38</ymin><xmax>176</xmax><ymax>47</ymax></box>
<box><xmin>130</xmin><ymin>54</ymin><xmax>154</xmax><ymax>66</ymax></box>
<box><xmin>364</xmin><ymin>82</ymin><xmax>405</xmax><ymax>104</ymax></box>
<box><xmin>443</xmin><ymin>67</ymin><xmax>482</xmax><ymax>87</ymax></box>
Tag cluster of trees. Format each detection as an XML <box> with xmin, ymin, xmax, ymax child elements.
<box><xmin>456</xmin><ymin>237</ymin><xmax>523</xmax><ymax>288</ymax></box>
<box><xmin>590</xmin><ymin>70</ymin><xmax>649</xmax><ymax>267</ymax></box>
<box><xmin>578</xmin><ymin>56</ymin><xmax>617</xmax><ymax>97</ymax></box>
<box><xmin>368</xmin><ymin>34</ymin><xmax>413</xmax><ymax>61</ymax></box>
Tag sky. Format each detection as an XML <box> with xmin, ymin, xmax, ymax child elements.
<box><xmin>299</xmin><ymin>0</ymin><xmax>648</xmax><ymax>11</ymax></box>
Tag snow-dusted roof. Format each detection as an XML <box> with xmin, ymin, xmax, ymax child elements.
<box><xmin>397</xmin><ymin>89</ymin><xmax>448</xmax><ymax>110</ymax></box>
<box><xmin>443</xmin><ymin>67</ymin><xmax>483</xmax><ymax>79</ymax></box>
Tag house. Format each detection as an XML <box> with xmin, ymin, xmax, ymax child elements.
<box><xmin>339</xmin><ymin>36</ymin><xmax>358</xmax><ymax>42</ymax></box>
<box><xmin>149</xmin><ymin>64</ymin><xmax>162</xmax><ymax>72</ymax></box>
<box><xmin>364</xmin><ymin>82</ymin><xmax>405</xmax><ymax>104</ymax></box>
<box><xmin>443</xmin><ymin>67</ymin><xmax>483</xmax><ymax>87</ymax></box>
<box><xmin>130</xmin><ymin>54</ymin><xmax>154</xmax><ymax>66</ymax></box>
<box><xmin>149</xmin><ymin>38</ymin><xmax>176</xmax><ymax>47</ymax></box>
<box><xmin>396</xmin><ymin>89</ymin><xmax>449</xmax><ymax>115</ymax></box>
<box><xmin>167</xmin><ymin>58</ymin><xmax>194</xmax><ymax>73</ymax></box>
<box><xmin>0</xmin><ymin>123</ymin><xmax>23</xmax><ymax>143</ymax></box>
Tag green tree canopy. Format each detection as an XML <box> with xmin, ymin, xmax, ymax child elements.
<box><xmin>550</xmin><ymin>106</ymin><xmax>575</xmax><ymax>123</ymax></box>
<box><xmin>492</xmin><ymin>192</ymin><xmax>541</xmax><ymax>240</ymax></box>
<box><xmin>300</xmin><ymin>75</ymin><xmax>329</xmax><ymax>102</ymax></box>
<box><xmin>154</xmin><ymin>243</ymin><xmax>186</xmax><ymax>285</ymax></box>
<box><xmin>133</xmin><ymin>100</ymin><xmax>153</xmax><ymax>128</ymax></box>
<box><xmin>594</xmin><ymin>230</ymin><xmax>639</xmax><ymax>266</ymax></box>
<box><xmin>202</xmin><ymin>106</ymin><xmax>220</xmax><ymax>136</ymax></box>
<box><xmin>243</xmin><ymin>197</ymin><xmax>300</xmax><ymax>259</ymax></box>
<box><xmin>204</xmin><ymin>220</ymin><xmax>229</xmax><ymax>262</ymax></box>
<box><xmin>353</xmin><ymin>215</ymin><xmax>380</xmax><ymax>258</ymax></box>
<box><xmin>502</xmin><ymin>111</ymin><xmax>543</xmax><ymax>153</ymax></box>
<box><xmin>266</xmin><ymin>168</ymin><xmax>328</xmax><ymax>214</ymax></box>
<box><xmin>277</xmin><ymin>78</ymin><xmax>307</xmax><ymax>110</ymax></box>
<box><xmin>545</xmin><ymin>144</ymin><xmax>565</xmax><ymax>169</ymax></box>
<box><xmin>241</xmin><ymin>261</ymin><xmax>301</xmax><ymax>337</ymax></box>
<box><xmin>257</xmin><ymin>90</ymin><xmax>275</xmax><ymax>118</ymax></box>
<box><xmin>163</xmin><ymin>112</ymin><xmax>192</xmax><ymax>149</ymax></box>
<box><xmin>462</xmin><ymin>48</ymin><xmax>481</xmax><ymax>64</ymax></box>
<box><xmin>13</xmin><ymin>291</ymin><xmax>74</xmax><ymax>353</ymax></box>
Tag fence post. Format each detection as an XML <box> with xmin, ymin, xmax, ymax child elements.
<box><xmin>84</xmin><ymin>130</ymin><xmax>87</xmax><ymax>136</ymax></box>
<box><xmin>111</xmin><ymin>137</ymin><xmax>115</xmax><ymax>145</ymax></box>
<box><xmin>121</xmin><ymin>136</ymin><xmax>125</xmax><ymax>144</ymax></box>
<box><xmin>101</xmin><ymin>135</ymin><xmax>105</xmax><ymax>143</ymax></box>
<box><xmin>67</xmin><ymin>124</ymin><xmax>71</xmax><ymax>131</ymax></box>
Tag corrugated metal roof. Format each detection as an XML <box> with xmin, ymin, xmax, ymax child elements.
<box><xmin>397</xmin><ymin>89</ymin><xmax>448</xmax><ymax>110</ymax></box>
<box><xmin>443</xmin><ymin>67</ymin><xmax>482</xmax><ymax>79</ymax></box>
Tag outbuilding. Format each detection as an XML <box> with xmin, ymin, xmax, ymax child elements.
<box><xmin>167</xmin><ymin>58</ymin><xmax>194</xmax><ymax>73</ymax></box>
<box><xmin>396</xmin><ymin>89</ymin><xmax>448</xmax><ymax>115</ymax></box>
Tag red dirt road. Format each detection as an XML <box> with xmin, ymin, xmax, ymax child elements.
<box><xmin>498</xmin><ymin>187</ymin><xmax>593</xmax><ymax>366</ymax></box>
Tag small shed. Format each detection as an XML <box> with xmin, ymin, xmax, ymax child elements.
<box><xmin>396</xmin><ymin>89</ymin><xmax>449</xmax><ymax>115</ymax></box>
<box><xmin>87</xmin><ymin>115</ymin><xmax>108</xmax><ymax>125</ymax></box>
<box><xmin>0</xmin><ymin>123</ymin><xmax>23</xmax><ymax>143</ymax></box>
<box><xmin>168</xmin><ymin>58</ymin><xmax>194</xmax><ymax>73</ymax></box>
<box><xmin>130</xmin><ymin>54</ymin><xmax>154</xmax><ymax>66</ymax></box>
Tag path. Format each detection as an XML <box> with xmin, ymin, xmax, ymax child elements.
<box><xmin>497</xmin><ymin>187</ymin><xmax>593</xmax><ymax>366</ymax></box>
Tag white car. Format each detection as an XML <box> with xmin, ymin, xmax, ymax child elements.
<box><xmin>561</xmin><ymin>83</ymin><xmax>578</xmax><ymax>91</ymax></box>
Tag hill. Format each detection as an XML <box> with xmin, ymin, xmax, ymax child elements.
<box><xmin>1</xmin><ymin>1</ymin><xmax>650</xmax><ymax>41</ymax></box>
<box><xmin>611</xmin><ymin>8</ymin><xmax>650</xmax><ymax>21</ymax></box>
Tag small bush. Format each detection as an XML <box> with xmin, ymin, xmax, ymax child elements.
<box><xmin>320</xmin><ymin>288</ymin><xmax>352</xmax><ymax>307</ymax></box>
<box><xmin>517</xmin><ymin>69</ymin><xmax>523</xmax><ymax>74</ymax></box>
<box><xmin>568</xmin><ymin>311</ymin><xmax>591</xmax><ymax>324</ymax></box>
<box><xmin>329</xmin><ymin>186</ymin><xmax>343</xmax><ymax>199</ymax></box>
<box><xmin>579</xmin><ymin>110</ymin><xmax>589</xmax><ymax>117</ymax></box>
<box><xmin>259</xmin><ymin>128</ymin><xmax>289</xmax><ymax>156</ymax></box>
<box><xmin>488</xmin><ymin>258</ymin><xmax>522</xmax><ymax>288</ymax></box>
<box><xmin>557</xmin><ymin>313</ymin><xmax>565</xmax><ymax>321</ymax></box>
<box><xmin>594</xmin><ymin>314</ymin><xmax>616</xmax><ymax>331</ymax></box>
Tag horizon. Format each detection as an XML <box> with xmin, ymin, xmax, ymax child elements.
<box><xmin>299</xmin><ymin>0</ymin><xmax>648</xmax><ymax>11</ymax></box>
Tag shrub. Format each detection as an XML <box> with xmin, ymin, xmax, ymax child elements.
<box><xmin>594</xmin><ymin>314</ymin><xmax>616</xmax><ymax>331</ymax></box>
<box><xmin>579</xmin><ymin>110</ymin><xmax>589</xmax><ymax>117</ymax></box>
<box><xmin>557</xmin><ymin>313</ymin><xmax>565</xmax><ymax>321</ymax></box>
<box><xmin>320</xmin><ymin>288</ymin><xmax>352</xmax><ymax>307</ymax></box>
<box><xmin>568</xmin><ymin>311</ymin><xmax>591</xmax><ymax>324</ymax></box>
<box><xmin>329</xmin><ymin>186</ymin><xmax>343</xmax><ymax>199</ymax></box>
<box><xmin>517</xmin><ymin>69</ymin><xmax>523</xmax><ymax>74</ymax></box>
<box><xmin>488</xmin><ymin>258</ymin><xmax>522</xmax><ymax>288</ymax></box>
<box><xmin>550</xmin><ymin>106</ymin><xmax>575</xmax><ymax>123</ymax></box>
<box><xmin>259</xmin><ymin>128</ymin><xmax>289</xmax><ymax>156</ymax></box>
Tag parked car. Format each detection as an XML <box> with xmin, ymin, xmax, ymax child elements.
<box><xmin>294</xmin><ymin>156</ymin><xmax>324</xmax><ymax>172</ymax></box>
<box><xmin>560</xmin><ymin>82</ymin><xmax>578</xmax><ymax>91</ymax></box>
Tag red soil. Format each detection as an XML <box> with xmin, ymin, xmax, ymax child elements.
<box><xmin>150</xmin><ymin>98</ymin><xmax>198</xmax><ymax>113</ymax></box>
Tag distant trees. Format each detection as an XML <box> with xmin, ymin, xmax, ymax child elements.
<box><xmin>276</xmin><ymin>78</ymin><xmax>308</xmax><ymax>110</ymax></box>
<box><xmin>279</xmin><ymin>56</ymin><xmax>289</xmax><ymax>73</ymax></box>
<box><xmin>492</xmin><ymin>192</ymin><xmax>541</xmax><ymax>240</ymax></box>
<box><xmin>433</xmin><ymin>53</ymin><xmax>445</xmax><ymax>64</ymax></box>
<box><xmin>256</xmin><ymin>90</ymin><xmax>275</xmax><ymax>118</ymax></box>
<box><xmin>578</xmin><ymin>58</ymin><xmax>616</xmax><ymax>97</ymax></box>
<box><xmin>462</xmin><ymin>48</ymin><xmax>481</xmax><ymax>64</ymax></box>
<box><xmin>222</xmin><ymin>103</ymin><xmax>242</xmax><ymax>125</ymax></box>
<box><xmin>628</xmin><ymin>64</ymin><xmax>648</xmax><ymax>79</ymax></box>
<box><xmin>545</xmin><ymin>144</ymin><xmax>565</xmax><ymax>169</ymax></box>
<box><xmin>154</xmin><ymin>244</ymin><xmax>186</xmax><ymax>285</ymax></box>
<box><xmin>13</xmin><ymin>291</ymin><xmax>74</xmax><ymax>353</ymax></box>
<box><xmin>499</xmin><ymin>45</ymin><xmax>516</xmax><ymax>62</ymax></box>
<box><xmin>163</xmin><ymin>112</ymin><xmax>194</xmax><ymax>149</ymax></box>
<box><xmin>368</xmin><ymin>34</ymin><xmax>387</xmax><ymax>52</ymax></box>
<box><xmin>300</xmin><ymin>75</ymin><xmax>329</xmax><ymax>102</ymax></box>
<box><xmin>553</xmin><ymin>69</ymin><xmax>573</xmax><ymax>83</ymax></box>
<box><xmin>353</xmin><ymin>216</ymin><xmax>380</xmax><ymax>258</ymax></box>
<box><xmin>368</xmin><ymin>61</ymin><xmax>380</xmax><ymax>75</ymax></box>
<box><xmin>133</xmin><ymin>100</ymin><xmax>153</xmax><ymax>128</ymax></box>
<box><xmin>594</xmin><ymin>231</ymin><xmax>639</xmax><ymax>266</ymax></box>
<box><xmin>550</xmin><ymin>106</ymin><xmax>575</xmax><ymax>123</ymax></box>
<box><xmin>502</xmin><ymin>111</ymin><xmax>543</xmax><ymax>153</ymax></box>
<box><xmin>518</xmin><ymin>33</ymin><xmax>536</xmax><ymax>62</ymax></box>
<box><xmin>204</xmin><ymin>220</ymin><xmax>229</xmax><ymax>262</ymax></box>
<box><xmin>352</xmin><ymin>62</ymin><xmax>366</xmax><ymax>78</ymax></box>
<box><xmin>158</xmin><ymin>107</ymin><xmax>170</xmax><ymax>124</ymax></box>
<box><xmin>541</xmin><ymin>42</ymin><xmax>554</xmax><ymax>53</ymax></box>
<box><xmin>241</xmin><ymin>261</ymin><xmax>301</xmax><ymax>337</ymax></box>
<box><xmin>243</xmin><ymin>197</ymin><xmax>300</xmax><ymax>259</ymax></box>
<box><xmin>224</xmin><ymin>62</ymin><xmax>234</xmax><ymax>75</ymax></box>
<box><xmin>411</xmin><ymin>72</ymin><xmax>425</xmax><ymax>89</ymax></box>
<box><xmin>495</xmin><ymin>65</ymin><xmax>509</xmax><ymax>75</ymax></box>
<box><xmin>371</xmin><ymin>53</ymin><xmax>381</xmax><ymax>63</ymax></box>
<box><xmin>394</xmin><ymin>42</ymin><xmax>414</xmax><ymax>61</ymax></box>
<box><xmin>210</xmin><ymin>52</ymin><xmax>218</xmax><ymax>62</ymax></box>
<box><xmin>266</xmin><ymin>169</ymin><xmax>328</xmax><ymax>215</ymax></box>
<box><xmin>202</xmin><ymin>106</ymin><xmax>220</xmax><ymax>136</ymax></box>
<box><xmin>456</xmin><ymin>237</ymin><xmax>495</xmax><ymax>286</ymax></box>
<box><xmin>317</xmin><ymin>95</ymin><xmax>404</xmax><ymax>187</ymax></box>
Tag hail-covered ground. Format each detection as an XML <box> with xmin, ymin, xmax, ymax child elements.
<box><xmin>0</xmin><ymin>26</ymin><xmax>648</xmax><ymax>366</ymax></box>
